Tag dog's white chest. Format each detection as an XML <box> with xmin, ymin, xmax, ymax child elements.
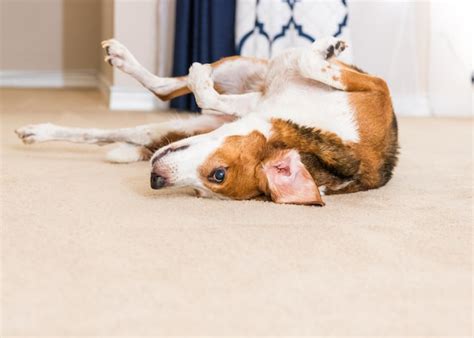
<box><xmin>256</xmin><ymin>82</ymin><xmax>359</xmax><ymax>142</ymax></box>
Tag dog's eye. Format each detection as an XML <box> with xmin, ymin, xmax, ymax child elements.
<box><xmin>209</xmin><ymin>168</ymin><xmax>226</xmax><ymax>183</ymax></box>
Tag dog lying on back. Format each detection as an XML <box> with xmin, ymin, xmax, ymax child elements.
<box><xmin>15</xmin><ymin>37</ymin><xmax>398</xmax><ymax>206</ymax></box>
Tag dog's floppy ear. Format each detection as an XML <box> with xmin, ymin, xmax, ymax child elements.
<box><xmin>261</xmin><ymin>149</ymin><xmax>325</xmax><ymax>206</ymax></box>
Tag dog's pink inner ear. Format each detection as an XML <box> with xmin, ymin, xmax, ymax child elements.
<box><xmin>263</xmin><ymin>149</ymin><xmax>324</xmax><ymax>206</ymax></box>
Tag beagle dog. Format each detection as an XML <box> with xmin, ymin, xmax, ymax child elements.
<box><xmin>15</xmin><ymin>37</ymin><xmax>399</xmax><ymax>206</ymax></box>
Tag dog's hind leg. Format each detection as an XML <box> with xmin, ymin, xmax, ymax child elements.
<box><xmin>15</xmin><ymin>115</ymin><xmax>232</xmax><ymax>162</ymax></box>
<box><xmin>297</xmin><ymin>37</ymin><xmax>388</xmax><ymax>93</ymax></box>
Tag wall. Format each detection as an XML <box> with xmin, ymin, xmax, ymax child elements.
<box><xmin>100</xmin><ymin>0</ymin><xmax>114</xmax><ymax>87</ymax></box>
<box><xmin>1</xmin><ymin>0</ymin><xmax>63</xmax><ymax>71</ymax></box>
<box><xmin>0</xmin><ymin>0</ymin><xmax>101</xmax><ymax>72</ymax></box>
<box><xmin>104</xmin><ymin>0</ymin><xmax>175</xmax><ymax>110</ymax></box>
<box><xmin>62</xmin><ymin>0</ymin><xmax>101</xmax><ymax>71</ymax></box>
<box><xmin>349</xmin><ymin>1</ymin><xmax>431</xmax><ymax>116</ymax></box>
<box><xmin>0</xmin><ymin>0</ymin><xmax>174</xmax><ymax>110</ymax></box>
<box><xmin>113</xmin><ymin>0</ymin><xmax>158</xmax><ymax>88</ymax></box>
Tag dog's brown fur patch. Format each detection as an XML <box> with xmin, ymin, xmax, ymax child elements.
<box><xmin>347</xmin><ymin>79</ymin><xmax>398</xmax><ymax>190</ymax></box>
<box><xmin>154</xmin><ymin>83</ymin><xmax>191</xmax><ymax>101</ymax></box>
<box><xmin>320</xmin><ymin>61</ymin><xmax>399</xmax><ymax>192</ymax></box>
<box><xmin>267</xmin><ymin>119</ymin><xmax>359</xmax><ymax>193</ymax></box>
<box><xmin>139</xmin><ymin>146</ymin><xmax>153</xmax><ymax>161</ymax></box>
<box><xmin>198</xmin><ymin>131</ymin><xmax>267</xmax><ymax>200</ymax></box>
<box><xmin>269</xmin><ymin>119</ymin><xmax>360</xmax><ymax>176</ymax></box>
<box><xmin>268</xmin><ymin>108</ymin><xmax>398</xmax><ymax>195</ymax></box>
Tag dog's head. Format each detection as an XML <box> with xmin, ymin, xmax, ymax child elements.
<box><xmin>150</xmin><ymin>121</ymin><xmax>324</xmax><ymax>205</ymax></box>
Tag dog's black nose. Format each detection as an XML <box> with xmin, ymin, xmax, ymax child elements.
<box><xmin>150</xmin><ymin>172</ymin><xmax>166</xmax><ymax>190</ymax></box>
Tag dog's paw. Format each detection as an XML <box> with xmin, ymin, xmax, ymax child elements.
<box><xmin>311</xmin><ymin>37</ymin><xmax>347</xmax><ymax>59</ymax></box>
<box><xmin>188</xmin><ymin>62</ymin><xmax>213</xmax><ymax>88</ymax></box>
<box><xmin>101</xmin><ymin>39</ymin><xmax>140</xmax><ymax>74</ymax></box>
<box><xmin>187</xmin><ymin>63</ymin><xmax>217</xmax><ymax>108</ymax></box>
<box><xmin>15</xmin><ymin>123</ymin><xmax>56</xmax><ymax>144</ymax></box>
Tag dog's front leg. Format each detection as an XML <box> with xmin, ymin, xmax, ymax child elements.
<box><xmin>187</xmin><ymin>62</ymin><xmax>261</xmax><ymax>117</ymax></box>
<box><xmin>15</xmin><ymin>123</ymin><xmax>156</xmax><ymax>146</ymax></box>
<box><xmin>15</xmin><ymin>115</ymin><xmax>231</xmax><ymax>162</ymax></box>
<box><xmin>15</xmin><ymin>115</ymin><xmax>229</xmax><ymax>146</ymax></box>
<box><xmin>102</xmin><ymin>39</ymin><xmax>188</xmax><ymax>100</ymax></box>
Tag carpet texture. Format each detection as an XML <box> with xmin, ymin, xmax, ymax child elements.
<box><xmin>0</xmin><ymin>89</ymin><xmax>472</xmax><ymax>336</ymax></box>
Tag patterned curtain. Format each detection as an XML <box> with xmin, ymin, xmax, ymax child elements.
<box><xmin>171</xmin><ymin>0</ymin><xmax>237</xmax><ymax>112</ymax></box>
<box><xmin>236</xmin><ymin>0</ymin><xmax>352</xmax><ymax>62</ymax></box>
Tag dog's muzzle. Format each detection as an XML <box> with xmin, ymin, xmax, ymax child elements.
<box><xmin>150</xmin><ymin>144</ymin><xmax>191</xmax><ymax>190</ymax></box>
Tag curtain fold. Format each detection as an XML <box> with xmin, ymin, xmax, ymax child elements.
<box><xmin>171</xmin><ymin>0</ymin><xmax>236</xmax><ymax>112</ymax></box>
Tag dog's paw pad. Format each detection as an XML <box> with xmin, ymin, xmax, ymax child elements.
<box><xmin>101</xmin><ymin>39</ymin><xmax>125</xmax><ymax>57</ymax></box>
<box><xmin>330</xmin><ymin>40</ymin><xmax>347</xmax><ymax>57</ymax></box>
<box><xmin>101</xmin><ymin>39</ymin><xmax>138</xmax><ymax>73</ymax></box>
<box><xmin>311</xmin><ymin>37</ymin><xmax>347</xmax><ymax>59</ymax></box>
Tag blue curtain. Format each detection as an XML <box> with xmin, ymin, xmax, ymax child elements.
<box><xmin>171</xmin><ymin>0</ymin><xmax>236</xmax><ymax>112</ymax></box>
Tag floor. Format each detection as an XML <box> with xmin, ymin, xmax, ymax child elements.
<box><xmin>0</xmin><ymin>89</ymin><xmax>472</xmax><ymax>336</ymax></box>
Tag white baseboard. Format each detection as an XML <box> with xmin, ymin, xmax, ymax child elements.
<box><xmin>0</xmin><ymin>70</ymin><xmax>98</xmax><ymax>88</ymax></box>
<box><xmin>109</xmin><ymin>86</ymin><xmax>169</xmax><ymax>111</ymax></box>
<box><xmin>1</xmin><ymin>70</ymin><xmax>170</xmax><ymax>111</ymax></box>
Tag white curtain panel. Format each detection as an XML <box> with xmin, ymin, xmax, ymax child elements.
<box><xmin>236</xmin><ymin>0</ymin><xmax>352</xmax><ymax>62</ymax></box>
<box><xmin>349</xmin><ymin>1</ymin><xmax>471</xmax><ymax>117</ymax></box>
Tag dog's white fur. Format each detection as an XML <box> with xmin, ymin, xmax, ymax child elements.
<box><xmin>16</xmin><ymin>37</ymin><xmax>359</xmax><ymax>197</ymax></box>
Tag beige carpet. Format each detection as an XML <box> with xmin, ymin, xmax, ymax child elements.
<box><xmin>0</xmin><ymin>89</ymin><xmax>472</xmax><ymax>336</ymax></box>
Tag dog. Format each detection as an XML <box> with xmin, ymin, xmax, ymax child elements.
<box><xmin>15</xmin><ymin>37</ymin><xmax>398</xmax><ymax>206</ymax></box>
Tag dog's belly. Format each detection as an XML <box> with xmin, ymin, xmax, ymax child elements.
<box><xmin>255</xmin><ymin>83</ymin><xmax>359</xmax><ymax>142</ymax></box>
